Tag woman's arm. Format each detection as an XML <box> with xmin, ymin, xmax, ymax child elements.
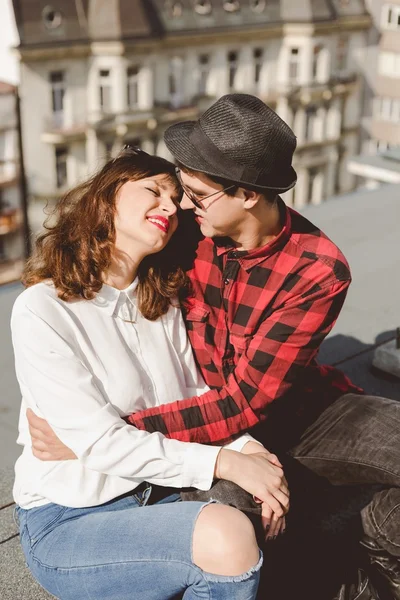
<box><xmin>11</xmin><ymin>296</ymin><xmax>219</xmax><ymax>491</ymax></box>
<box><xmin>14</xmin><ymin>295</ymin><xmax>288</xmax><ymax>511</ymax></box>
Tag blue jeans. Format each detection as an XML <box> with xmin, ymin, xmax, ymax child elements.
<box><xmin>15</xmin><ymin>486</ymin><xmax>262</xmax><ymax>600</ymax></box>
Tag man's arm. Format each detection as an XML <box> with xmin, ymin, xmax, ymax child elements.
<box><xmin>127</xmin><ymin>279</ymin><xmax>350</xmax><ymax>444</ymax></box>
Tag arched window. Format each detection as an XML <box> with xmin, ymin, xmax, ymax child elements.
<box><xmin>250</xmin><ymin>0</ymin><xmax>266</xmax><ymax>12</ymax></box>
<box><xmin>194</xmin><ymin>1</ymin><xmax>212</xmax><ymax>15</ymax></box>
<box><xmin>42</xmin><ymin>5</ymin><xmax>63</xmax><ymax>29</ymax></box>
<box><xmin>223</xmin><ymin>1</ymin><xmax>240</xmax><ymax>13</ymax></box>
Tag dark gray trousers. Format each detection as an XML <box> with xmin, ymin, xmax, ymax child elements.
<box><xmin>289</xmin><ymin>393</ymin><xmax>400</xmax><ymax>557</ymax></box>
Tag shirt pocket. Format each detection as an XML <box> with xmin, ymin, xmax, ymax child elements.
<box><xmin>184</xmin><ymin>302</ymin><xmax>213</xmax><ymax>368</ymax></box>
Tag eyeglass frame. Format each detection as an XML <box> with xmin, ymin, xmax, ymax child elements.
<box><xmin>175</xmin><ymin>167</ymin><xmax>236</xmax><ymax>210</ymax></box>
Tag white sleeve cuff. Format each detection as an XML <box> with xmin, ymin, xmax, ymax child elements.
<box><xmin>223</xmin><ymin>434</ymin><xmax>261</xmax><ymax>453</ymax></box>
<box><xmin>224</xmin><ymin>433</ymin><xmax>264</xmax><ymax>452</ymax></box>
<box><xmin>181</xmin><ymin>443</ymin><xmax>221</xmax><ymax>490</ymax></box>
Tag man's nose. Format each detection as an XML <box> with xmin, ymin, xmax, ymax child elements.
<box><xmin>179</xmin><ymin>192</ymin><xmax>195</xmax><ymax>211</ymax></box>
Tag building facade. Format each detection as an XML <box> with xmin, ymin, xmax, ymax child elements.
<box><xmin>0</xmin><ymin>81</ymin><xmax>24</xmax><ymax>272</ymax></box>
<box><xmin>12</xmin><ymin>0</ymin><xmax>371</xmax><ymax>224</ymax></box>
<box><xmin>369</xmin><ymin>0</ymin><xmax>400</xmax><ymax>150</ymax></box>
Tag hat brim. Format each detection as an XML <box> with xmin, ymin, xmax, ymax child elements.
<box><xmin>164</xmin><ymin>121</ymin><xmax>297</xmax><ymax>193</ymax></box>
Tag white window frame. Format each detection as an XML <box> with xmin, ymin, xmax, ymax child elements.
<box><xmin>228</xmin><ymin>50</ymin><xmax>239</xmax><ymax>90</ymax></box>
<box><xmin>49</xmin><ymin>71</ymin><xmax>65</xmax><ymax>127</ymax></box>
<box><xmin>304</xmin><ymin>106</ymin><xmax>318</xmax><ymax>142</ymax></box>
<box><xmin>378</xmin><ymin>51</ymin><xmax>400</xmax><ymax>78</ymax></box>
<box><xmin>194</xmin><ymin>0</ymin><xmax>212</xmax><ymax>15</ymax></box>
<box><xmin>55</xmin><ymin>146</ymin><xmax>68</xmax><ymax>188</ymax></box>
<box><xmin>381</xmin><ymin>4</ymin><xmax>400</xmax><ymax>30</ymax></box>
<box><xmin>127</xmin><ymin>66</ymin><xmax>140</xmax><ymax>109</ymax></box>
<box><xmin>99</xmin><ymin>69</ymin><xmax>112</xmax><ymax>112</ymax></box>
<box><xmin>197</xmin><ymin>54</ymin><xmax>210</xmax><ymax>95</ymax></box>
<box><xmin>223</xmin><ymin>1</ymin><xmax>240</xmax><ymax>12</ymax></box>
<box><xmin>253</xmin><ymin>47</ymin><xmax>264</xmax><ymax>86</ymax></box>
<box><xmin>288</xmin><ymin>47</ymin><xmax>301</xmax><ymax>83</ymax></box>
<box><xmin>375</xmin><ymin>97</ymin><xmax>400</xmax><ymax>122</ymax></box>
<box><xmin>336</xmin><ymin>35</ymin><xmax>349</xmax><ymax>73</ymax></box>
<box><xmin>312</xmin><ymin>45</ymin><xmax>323</xmax><ymax>80</ymax></box>
<box><xmin>168</xmin><ymin>56</ymin><xmax>184</xmax><ymax>106</ymax></box>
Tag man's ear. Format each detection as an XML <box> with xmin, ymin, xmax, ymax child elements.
<box><xmin>242</xmin><ymin>189</ymin><xmax>263</xmax><ymax>210</ymax></box>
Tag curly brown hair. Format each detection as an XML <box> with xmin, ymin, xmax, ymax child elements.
<box><xmin>23</xmin><ymin>150</ymin><xmax>192</xmax><ymax>321</ymax></box>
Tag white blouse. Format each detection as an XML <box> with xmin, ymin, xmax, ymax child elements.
<box><xmin>11</xmin><ymin>280</ymin><xmax>255</xmax><ymax>509</ymax></box>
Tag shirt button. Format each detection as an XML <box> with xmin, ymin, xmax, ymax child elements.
<box><xmin>224</xmin><ymin>279</ymin><xmax>229</xmax><ymax>285</ymax></box>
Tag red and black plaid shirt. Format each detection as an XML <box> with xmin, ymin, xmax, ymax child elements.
<box><xmin>127</xmin><ymin>200</ymin><xmax>361</xmax><ymax>445</ymax></box>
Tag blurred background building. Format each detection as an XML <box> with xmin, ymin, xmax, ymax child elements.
<box><xmin>349</xmin><ymin>0</ymin><xmax>400</xmax><ymax>186</ymax></box>
<box><xmin>11</xmin><ymin>0</ymin><xmax>372</xmax><ymax>231</ymax></box>
<box><xmin>0</xmin><ymin>81</ymin><xmax>24</xmax><ymax>282</ymax></box>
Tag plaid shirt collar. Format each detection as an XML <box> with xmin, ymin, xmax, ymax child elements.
<box><xmin>214</xmin><ymin>197</ymin><xmax>292</xmax><ymax>271</ymax></box>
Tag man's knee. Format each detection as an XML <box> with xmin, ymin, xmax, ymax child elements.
<box><xmin>192</xmin><ymin>503</ymin><xmax>259</xmax><ymax>577</ymax></box>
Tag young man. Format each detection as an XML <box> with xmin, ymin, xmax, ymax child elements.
<box><xmin>28</xmin><ymin>95</ymin><xmax>400</xmax><ymax>596</ymax></box>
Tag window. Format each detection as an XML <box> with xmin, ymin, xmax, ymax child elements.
<box><xmin>42</xmin><ymin>5</ymin><xmax>63</xmax><ymax>29</ymax></box>
<box><xmin>165</xmin><ymin>1</ymin><xmax>183</xmax><ymax>17</ymax></box>
<box><xmin>127</xmin><ymin>66</ymin><xmax>140</xmax><ymax>108</ymax></box>
<box><xmin>55</xmin><ymin>147</ymin><xmax>68</xmax><ymax>188</ymax></box>
<box><xmin>169</xmin><ymin>56</ymin><xmax>184</xmax><ymax>105</ymax></box>
<box><xmin>307</xmin><ymin>168</ymin><xmax>319</xmax><ymax>204</ymax></box>
<box><xmin>250</xmin><ymin>0</ymin><xmax>266</xmax><ymax>12</ymax></box>
<box><xmin>49</xmin><ymin>71</ymin><xmax>65</xmax><ymax>126</ymax></box>
<box><xmin>197</xmin><ymin>54</ymin><xmax>210</xmax><ymax>95</ymax></box>
<box><xmin>288</xmin><ymin>47</ymin><xmax>301</xmax><ymax>83</ymax></box>
<box><xmin>336</xmin><ymin>35</ymin><xmax>349</xmax><ymax>72</ymax></box>
<box><xmin>312</xmin><ymin>45</ymin><xmax>323</xmax><ymax>80</ymax></box>
<box><xmin>228</xmin><ymin>51</ymin><xmax>238</xmax><ymax>90</ymax></box>
<box><xmin>382</xmin><ymin>4</ymin><xmax>400</xmax><ymax>30</ymax></box>
<box><xmin>305</xmin><ymin>106</ymin><xmax>318</xmax><ymax>142</ymax></box>
<box><xmin>104</xmin><ymin>140</ymin><xmax>114</xmax><ymax>158</ymax></box>
<box><xmin>378</xmin><ymin>51</ymin><xmax>400</xmax><ymax>77</ymax></box>
<box><xmin>99</xmin><ymin>69</ymin><xmax>112</xmax><ymax>112</ymax></box>
<box><xmin>375</xmin><ymin>97</ymin><xmax>400</xmax><ymax>123</ymax></box>
<box><xmin>223</xmin><ymin>1</ymin><xmax>240</xmax><ymax>12</ymax></box>
<box><xmin>194</xmin><ymin>1</ymin><xmax>212</xmax><ymax>15</ymax></box>
<box><xmin>253</xmin><ymin>48</ymin><xmax>263</xmax><ymax>85</ymax></box>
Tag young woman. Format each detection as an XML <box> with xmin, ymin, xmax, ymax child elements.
<box><xmin>12</xmin><ymin>148</ymin><xmax>287</xmax><ymax>600</ymax></box>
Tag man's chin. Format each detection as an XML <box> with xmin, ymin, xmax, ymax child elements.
<box><xmin>199</xmin><ymin>223</ymin><xmax>224</xmax><ymax>239</ymax></box>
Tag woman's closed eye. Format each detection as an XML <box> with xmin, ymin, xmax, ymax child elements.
<box><xmin>145</xmin><ymin>187</ymin><xmax>159</xmax><ymax>196</ymax></box>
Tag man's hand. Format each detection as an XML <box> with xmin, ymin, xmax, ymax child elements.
<box><xmin>26</xmin><ymin>409</ymin><xmax>77</xmax><ymax>461</ymax></box>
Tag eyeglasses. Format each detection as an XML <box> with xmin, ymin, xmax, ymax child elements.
<box><xmin>175</xmin><ymin>167</ymin><xmax>235</xmax><ymax>210</ymax></box>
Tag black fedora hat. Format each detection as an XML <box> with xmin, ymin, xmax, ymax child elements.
<box><xmin>164</xmin><ymin>94</ymin><xmax>297</xmax><ymax>193</ymax></box>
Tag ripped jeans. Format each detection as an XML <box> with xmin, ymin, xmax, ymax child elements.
<box><xmin>15</xmin><ymin>485</ymin><xmax>262</xmax><ymax>600</ymax></box>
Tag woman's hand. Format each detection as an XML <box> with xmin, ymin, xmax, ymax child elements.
<box><xmin>241</xmin><ymin>441</ymin><xmax>288</xmax><ymax>540</ymax></box>
<box><xmin>215</xmin><ymin>449</ymin><xmax>290</xmax><ymax>519</ymax></box>
<box><xmin>27</xmin><ymin>409</ymin><xmax>77</xmax><ymax>461</ymax></box>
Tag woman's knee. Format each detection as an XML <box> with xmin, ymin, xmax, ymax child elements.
<box><xmin>192</xmin><ymin>503</ymin><xmax>259</xmax><ymax>577</ymax></box>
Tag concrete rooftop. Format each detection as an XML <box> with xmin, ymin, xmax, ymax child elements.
<box><xmin>0</xmin><ymin>181</ymin><xmax>399</xmax><ymax>598</ymax></box>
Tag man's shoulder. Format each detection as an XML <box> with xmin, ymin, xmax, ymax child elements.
<box><xmin>287</xmin><ymin>208</ymin><xmax>351</xmax><ymax>283</ymax></box>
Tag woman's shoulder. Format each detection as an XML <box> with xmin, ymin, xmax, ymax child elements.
<box><xmin>12</xmin><ymin>281</ymin><xmax>59</xmax><ymax>318</ymax></box>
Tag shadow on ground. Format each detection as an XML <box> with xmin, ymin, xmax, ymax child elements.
<box><xmin>320</xmin><ymin>330</ymin><xmax>400</xmax><ymax>401</ymax></box>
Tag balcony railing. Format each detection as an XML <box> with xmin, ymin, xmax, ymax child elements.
<box><xmin>0</xmin><ymin>208</ymin><xmax>22</xmax><ymax>235</ymax></box>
